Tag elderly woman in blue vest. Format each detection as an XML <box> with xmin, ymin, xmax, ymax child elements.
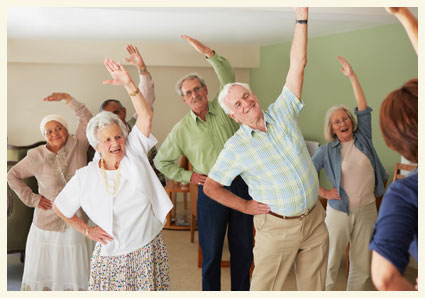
<box><xmin>53</xmin><ymin>58</ymin><xmax>172</xmax><ymax>291</ymax></box>
<box><xmin>312</xmin><ymin>57</ymin><xmax>387</xmax><ymax>291</ymax></box>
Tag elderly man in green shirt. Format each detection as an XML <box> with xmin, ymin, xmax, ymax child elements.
<box><xmin>154</xmin><ymin>35</ymin><xmax>253</xmax><ymax>291</ymax></box>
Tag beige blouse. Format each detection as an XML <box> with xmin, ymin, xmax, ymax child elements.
<box><xmin>340</xmin><ymin>139</ymin><xmax>376</xmax><ymax>210</ymax></box>
<box><xmin>7</xmin><ymin>98</ymin><xmax>92</xmax><ymax>232</ymax></box>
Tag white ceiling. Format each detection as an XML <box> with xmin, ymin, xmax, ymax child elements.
<box><xmin>7</xmin><ymin>7</ymin><xmax>418</xmax><ymax>46</ymax></box>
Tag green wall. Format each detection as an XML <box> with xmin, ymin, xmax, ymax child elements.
<box><xmin>250</xmin><ymin>24</ymin><xmax>417</xmax><ymax>189</ymax></box>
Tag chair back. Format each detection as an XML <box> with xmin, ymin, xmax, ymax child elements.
<box><xmin>392</xmin><ymin>162</ymin><xmax>417</xmax><ymax>182</ymax></box>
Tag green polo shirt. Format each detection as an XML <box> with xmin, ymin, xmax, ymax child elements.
<box><xmin>154</xmin><ymin>53</ymin><xmax>239</xmax><ymax>183</ymax></box>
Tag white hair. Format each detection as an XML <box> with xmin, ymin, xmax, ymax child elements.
<box><xmin>218</xmin><ymin>82</ymin><xmax>252</xmax><ymax>115</ymax></box>
<box><xmin>324</xmin><ymin>105</ymin><xmax>357</xmax><ymax>142</ymax></box>
<box><xmin>176</xmin><ymin>73</ymin><xmax>206</xmax><ymax>96</ymax></box>
<box><xmin>86</xmin><ymin>111</ymin><xmax>128</xmax><ymax>148</ymax></box>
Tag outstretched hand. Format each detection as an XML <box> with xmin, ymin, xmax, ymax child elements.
<box><xmin>43</xmin><ymin>92</ymin><xmax>72</xmax><ymax>103</ymax></box>
<box><xmin>181</xmin><ymin>35</ymin><xmax>214</xmax><ymax>58</ymax></box>
<box><xmin>337</xmin><ymin>56</ymin><xmax>354</xmax><ymax>78</ymax></box>
<box><xmin>385</xmin><ymin>7</ymin><xmax>403</xmax><ymax>15</ymax></box>
<box><xmin>124</xmin><ymin>44</ymin><xmax>146</xmax><ymax>71</ymax></box>
<box><xmin>294</xmin><ymin>7</ymin><xmax>308</xmax><ymax>19</ymax></box>
<box><xmin>103</xmin><ymin>58</ymin><xmax>132</xmax><ymax>86</ymax></box>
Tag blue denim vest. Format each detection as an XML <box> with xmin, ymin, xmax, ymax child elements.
<box><xmin>312</xmin><ymin>107</ymin><xmax>388</xmax><ymax>215</ymax></box>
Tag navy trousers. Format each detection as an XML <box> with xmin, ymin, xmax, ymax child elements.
<box><xmin>197</xmin><ymin>176</ymin><xmax>253</xmax><ymax>291</ymax></box>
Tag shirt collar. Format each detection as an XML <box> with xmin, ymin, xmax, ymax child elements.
<box><xmin>241</xmin><ymin>111</ymin><xmax>270</xmax><ymax>137</ymax></box>
<box><xmin>189</xmin><ymin>102</ymin><xmax>214</xmax><ymax>122</ymax></box>
<box><xmin>331</xmin><ymin>132</ymin><xmax>357</xmax><ymax>148</ymax></box>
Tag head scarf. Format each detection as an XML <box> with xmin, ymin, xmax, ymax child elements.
<box><xmin>39</xmin><ymin>114</ymin><xmax>69</xmax><ymax>138</ymax></box>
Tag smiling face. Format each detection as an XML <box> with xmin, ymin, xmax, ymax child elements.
<box><xmin>224</xmin><ymin>84</ymin><xmax>263</xmax><ymax>127</ymax></box>
<box><xmin>331</xmin><ymin>109</ymin><xmax>353</xmax><ymax>142</ymax></box>
<box><xmin>44</xmin><ymin>120</ymin><xmax>68</xmax><ymax>151</ymax></box>
<box><xmin>95</xmin><ymin>123</ymin><xmax>126</xmax><ymax>169</ymax></box>
<box><xmin>180</xmin><ymin>78</ymin><xmax>209</xmax><ymax>114</ymax></box>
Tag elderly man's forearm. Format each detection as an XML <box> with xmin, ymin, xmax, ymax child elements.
<box><xmin>204</xmin><ymin>178</ymin><xmax>247</xmax><ymax>213</ymax></box>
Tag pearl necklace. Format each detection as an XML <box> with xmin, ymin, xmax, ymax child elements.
<box><xmin>100</xmin><ymin>158</ymin><xmax>121</xmax><ymax>195</ymax></box>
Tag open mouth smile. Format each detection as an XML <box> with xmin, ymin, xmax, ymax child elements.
<box><xmin>110</xmin><ymin>148</ymin><xmax>122</xmax><ymax>154</ymax></box>
<box><xmin>246</xmin><ymin>104</ymin><xmax>255</xmax><ymax>113</ymax></box>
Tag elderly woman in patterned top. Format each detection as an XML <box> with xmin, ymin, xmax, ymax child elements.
<box><xmin>7</xmin><ymin>93</ymin><xmax>93</xmax><ymax>290</ymax></box>
<box><xmin>53</xmin><ymin>58</ymin><xmax>172</xmax><ymax>291</ymax></box>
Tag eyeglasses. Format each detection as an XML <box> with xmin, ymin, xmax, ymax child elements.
<box><xmin>183</xmin><ymin>86</ymin><xmax>203</xmax><ymax>98</ymax></box>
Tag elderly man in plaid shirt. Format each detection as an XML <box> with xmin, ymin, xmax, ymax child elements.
<box><xmin>204</xmin><ymin>8</ymin><xmax>329</xmax><ymax>291</ymax></box>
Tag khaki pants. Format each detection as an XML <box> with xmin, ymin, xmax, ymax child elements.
<box><xmin>251</xmin><ymin>202</ymin><xmax>329</xmax><ymax>291</ymax></box>
<box><xmin>325</xmin><ymin>202</ymin><xmax>377</xmax><ymax>291</ymax></box>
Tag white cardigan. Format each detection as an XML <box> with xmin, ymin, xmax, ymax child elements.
<box><xmin>55</xmin><ymin>127</ymin><xmax>172</xmax><ymax>256</ymax></box>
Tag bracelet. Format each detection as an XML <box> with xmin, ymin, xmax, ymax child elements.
<box><xmin>139</xmin><ymin>67</ymin><xmax>148</xmax><ymax>75</ymax></box>
<box><xmin>85</xmin><ymin>227</ymin><xmax>90</xmax><ymax>237</ymax></box>
<box><xmin>128</xmin><ymin>88</ymin><xmax>140</xmax><ymax>96</ymax></box>
<box><xmin>296</xmin><ymin>20</ymin><xmax>308</xmax><ymax>24</ymax></box>
<box><xmin>205</xmin><ymin>50</ymin><xmax>216</xmax><ymax>59</ymax></box>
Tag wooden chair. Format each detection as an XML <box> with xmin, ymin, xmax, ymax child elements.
<box><xmin>163</xmin><ymin>156</ymin><xmax>190</xmax><ymax>230</ymax></box>
<box><xmin>163</xmin><ymin>180</ymin><xmax>190</xmax><ymax>230</ymax></box>
<box><xmin>392</xmin><ymin>162</ymin><xmax>417</xmax><ymax>183</ymax></box>
<box><xmin>188</xmin><ymin>161</ymin><xmax>198</xmax><ymax>243</ymax></box>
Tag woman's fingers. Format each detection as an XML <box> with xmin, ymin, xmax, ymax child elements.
<box><xmin>89</xmin><ymin>226</ymin><xmax>113</xmax><ymax>244</ymax></box>
<box><xmin>39</xmin><ymin>197</ymin><xmax>52</xmax><ymax>208</ymax></box>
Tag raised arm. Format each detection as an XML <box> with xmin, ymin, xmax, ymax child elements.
<box><xmin>125</xmin><ymin>44</ymin><xmax>155</xmax><ymax>108</ymax></box>
<box><xmin>182</xmin><ymin>35</ymin><xmax>235</xmax><ymax>88</ymax></box>
<box><xmin>181</xmin><ymin>35</ymin><xmax>214</xmax><ymax>58</ymax></box>
<box><xmin>285</xmin><ymin>7</ymin><xmax>308</xmax><ymax>100</ymax></box>
<box><xmin>43</xmin><ymin>92</ymin><xmax>92</xmax><ymax>145</ymax></box>
<box><xmin>103</xmin><ymin>58</ymin><xmax>152</xmax><ymax>137</ymax></box>
<box><xmin>337</xmin><ymin>56</ymin><xmax>367</xmax><ymax>111</ymax></box>
<box><xmin>386</xmin><ymin>7</ymin><xmax>418</xmax><ymax>55</ymax></box>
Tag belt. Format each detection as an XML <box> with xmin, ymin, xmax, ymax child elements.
<box><xmin>268</xmin><ymin>204</ymin><xmax>316</xmax><ymax>220</ymax></box>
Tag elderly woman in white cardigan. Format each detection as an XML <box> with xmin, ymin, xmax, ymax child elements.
<box><xmin>53</xmin><ymin>58</ymin><xmax>172</xmax><ymax>291</ymax></box>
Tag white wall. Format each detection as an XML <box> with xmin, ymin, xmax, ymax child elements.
<box><xmin>7</xmin><ymin>39</ymin><xmax>257</xmax><ymax>146</ymax></box>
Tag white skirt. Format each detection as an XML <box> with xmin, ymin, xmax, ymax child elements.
<box><xmin>21</xmin><ymin>223</ymin><xmax>93</xmax><ymax>291</ymax></box>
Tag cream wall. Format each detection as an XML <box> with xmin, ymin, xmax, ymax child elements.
<box><xmin>7</xmin><ymin>40</ymin><xmax>257</xmax><ymax>146</ymax></box>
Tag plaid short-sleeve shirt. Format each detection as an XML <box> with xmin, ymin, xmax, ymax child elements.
<box><xmin>209</xmin><ymin>85</ymin><xmax>319</xmax><ymax>216</ymax></box>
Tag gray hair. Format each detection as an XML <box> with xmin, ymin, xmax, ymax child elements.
<box><xmin>218</xmin><ymin>82</ymin><xmax>252</xmax><ymax>115</ymax></box>
<box><xmin>86</xmin><ymin>111</ymin><xmax>128</xmax><ymax>148</ymax></box>
<box><xmin>176</xmin><ymin>73</ymin><xmax>206</xmax><ymax>96</ymax></box>
<box><xmin>324</xmin><ymin>105</ymin><xmax>357</xmax><ymax>142</ymax></box>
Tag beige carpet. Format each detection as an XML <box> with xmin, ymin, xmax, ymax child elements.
<box><xmin>163</xmin><ymin>195</ymin><xmax>418</xmax><ymax>291</ymax></box>
<box><xmin>7</xmin><ymin>195</ymin><xmax>418</xmax><ymax>291</ymax></box>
